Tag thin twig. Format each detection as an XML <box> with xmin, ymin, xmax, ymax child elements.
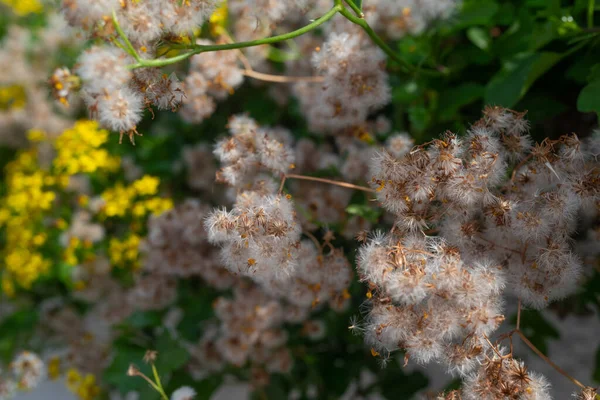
<box><xmin>278</xmin><ymin>174</ymin><xmax>287</xmax><ymax>194</ymax></box>
<box><xmin>516</xmin><ymin>299</ymin><xmax>522</xmax><ymax>330</ymax></box>
<box><xmin>304</xmin><ymin>230</ymin><xmax>324</xmax><ymax>255</ymax></box>
<box><xmin>223</xmin><ymin>32</ymin><xmax>325</xmax><ymax>84</ymax></box>
<box><xmin>242</xmin><ymin>69</ymin><xmax>325</xmax><ymax>83</ymax></box>
<box><xmin>475</xmin><ymin>235</ymin><xmax>522</xmax><ymax>255</ymax></box>
<box><xmin>482</xmin><ymin>333</ymin><xmax>507</xmax><ymax>359</ymax></box>
<box><xmin>131</xmin><ymin>370</ymin><xmax>168</xmax><ymax>400</ymax></box>
<box><xmin>515</xmin><ymin>330</ymin><xmax>587</xmax><ymax>389</ymax></box>
<box><xmin>285</xmin><ymin>173</ymin><xmax>375</xmax><ymax>193</ymax></box>
<box><xmin>510</xmin><ymin>153</ymin><xmax>533</xmax><ymax>182</ymax></box>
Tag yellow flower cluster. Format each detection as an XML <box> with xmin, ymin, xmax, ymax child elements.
<box><xmin>0</xmin><ymin>150</ymin><xmax>54</xmax><ymax>290</ymax></box>
<box><xmin>0</xmin><ymin>84</ymin><xmax>26</xmax><ymax>109</ymax></box>
<box><xmin>0</xmin><ymin>0</ymin><xmax>43</xmax><ymax>15</ymax></box>
<box><xmin>109</xmin><ymin>234</ymin><xmax>141</xmax><ymax>269</ymax></box>
<box><xmin>210</xmin><ymin>0</ymin><xmax>228</xmax><ymax>36</ymax></box>
<box><xmin>63</xmin><ymin>237</ymin><xmax>94</xmax><ymax>267</ymax></box>
<box><xmin>0</xmin><ymin>120</ymin><xmax>174</xmax><ymax>295</ymax></box>
<box><xmin>66</xmin><ymin>369</ymin><xmax>100</xmax><ymax>400</ymax></box>
<box><xmin>101</xmin><ymin>175</ymin><xmax>173</xmax><ymax>218</ymax></box>
<box><xmin>48</xmin><ymin>356</ymin><xmax>61</xmax><ymax>380</ymax></box>
<box><xmin>53</xmin><ymin>120</ymin><xmax>121</xmax><ymax>175</ymax></box>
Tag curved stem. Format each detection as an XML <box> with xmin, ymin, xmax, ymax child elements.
<box><xmin>589</xmin><ymin>0</ymin><xmax>596</xmax><ymax>28</ymax></box>
<box><xmin>515</xmin><ymin>330</ymin><xmax>587</xmax><ymax>390</ymax></box>
<box><xmin>344</xmin><ymin>0</ymin><xmax>364</xmax><ymax>18</ymax></box>
<box><xmin>336</xmin><ymin>4</ymin><xmax>411</xmax><ymax>72</ymax></box>
<box><xmin>112</xmin><ymin>10</ymin><xmax>141</xmax><ymax>62</ymax></box>
<box><xmin>242</xmin><ymin>69</ymin><xmax>325</xmax><ymax>83</ymax></box>
<box><xmin>335</xmin><ymin>0</ymin><xmax>447</xmax><ymax>77</ymax></box>
<box><xmin>285</xmin><ymin>173</ymin><xmax>375</xmax><ymax>193</ymax></box>
<box><xmin>516</xmin><ymin>299</ymin><xmax>522</xmax><ymax>330</ymax></box>
<box><xmin>128</xmin><ymin>5</ymin><xmax>342</xmax><ymax>69</ymax></box>
<box><xmin>151</xmin><ymin>364</ymin><xmax>169</xmax><ymax>400</ymax></box>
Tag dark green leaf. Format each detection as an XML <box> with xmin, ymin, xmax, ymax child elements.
<box><xmin>408</xmin><ymin>104</ymin><xmax>431</xmax><ymax>133</ymax></box>
<box><xmin>577</xmin><ymin>79</ymin><xmax>600</xmax><ymax>113</ymax></box>
<box><xmin>392</xmin><ymin>80</ymin><xmax>422</xmax><ymax>103</ymax></box>
<box><xmin>485</xmin><ymin>52</ymin><xmax>564</xmax><ymax>107</ymax></box>
<box><xmin>155</xmin><ymin>332</ymin><xmax>190</xmax><ymax>372</ymax></box>
<box><xmin>467</xmin><ymin>27</ymin><xmax>491</xmax><ymax>50</ymax></box>
<box><xmin>454</xmin><ymin>0</ymin><xmax>500</xmax><ymax>28</ymax></box>
<box><xmin>126</xmin><ymin>311</ymin><xmax>163</xmax><ymax>329</ymax></box>
<box><xmin>345</xmin><ymin>204</ymin><xmax>382</xmax><ymax>223</ymax></box>
<box><xmin>437</xmin><ymin>83</ymin><xmax>484</xmax><ymax>120</ymax></box>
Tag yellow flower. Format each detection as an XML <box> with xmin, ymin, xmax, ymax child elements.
<box><xmin>53</xmin><ymin>120</ymin><xmax>119</xmax><ymax>176</ymax></box>
<box><xmin>1</xmin><ymin>274</ymin><xmax>15</xmax><ymax>297</ymax></box>
<box><xmin>32</xmin><ymin>233</ymin><xmax>47</xmax><ymax>246</ymax></box>
<box><xmin>0</xmin><ymin>208</ymin><xmax>9</xmax><ymax>226</ymax></box>
<box><xmin>109</xmin><ymin>235</ymin><xmax>141</xmax><ymax>269</ymax></box>
<box><xmin>132</xmin><ymin>175</ymin><xmax>160</xmax><ymax>196</ymax></box>
<box><xmin>0</xmin><ymin>84</ymin><xmax>26</xmax><ymax>109</ymax></box>
<box><xmin>132</xmin><ymin>202</ymin><xmax>147</xmax><ymax>217</ymax></box>
<box><xmin>27</xmin><ymin>129</ymin><xmax>46</xmax><ymax>142</ymax></box>
<box><xmin>76</xmin><ymin>374</ymin><xmax>100</xmax><ymax>400</ymax></box>
<box><xmin>144</xmin><ymin>197</ymin><xmax>174</xmax><ymax>216</ymax></box>
<box><xmin>209</xmin><ymin>1</ymin><xmax>228</xmax><ymax>36</ymax></box>
<box><xmin>66</xmin><ymin>368</ymin><xmax>82</xmax><ymax>392</ymax></box>
<box><xmin>48</xmin><ymin>357</ymin><xmax>61</xmax><ymax>380</ymax></box>
<box><xmin>101</xmin><ymin>184</ymin><xmax>135</xmax><ymax>217</ymax></box>
<box><xmin>0</xmin><ymin>0</ymin><xmax>43</xmax><ymax>15</ymax></box>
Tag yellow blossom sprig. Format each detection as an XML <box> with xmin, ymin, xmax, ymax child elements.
<box><xmin>109</xmin><ymin>234</ymin><xmax>142</xmax><ymax>270</ymax></box>
<box><xmin>209</xmin><ymin>0</ymin><xmax>228</xmax><ymax>37</ymax></box>
<box><xmin>0</xmin><ymin>84</ymin><xmax>27</xmax><ymax>110</ymax></box>
<box><xmin>0</xmin><ymin>0</ymin><xmax>42</xmax><ymax>15</ymax></box>
<box><xmin>0</xmin><ymin>121</ymin><xmax>172</xmax><ymax>295</ymax></box>
<box><xmin>66</xmin><ymin>368</ymin><xmax>101</xmax><ymax>400</ymax></box>
<box><xmin>53</xmin><ymin>120</ymin><xmax>121</xmax><ymax>176</ymax></box>
<box><xmin>0</xmin><ymin>149</ymin><xmax>56</xmax><ymax>290</ymax></box>
<box><xmin>100</xmin><ymin>175</ymin><xmax>172</xmax><ymax>219</ymax></box>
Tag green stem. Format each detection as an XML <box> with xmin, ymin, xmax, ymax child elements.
<box><xmin>134</xmin><ymin>372</ymin><xmax>169</xmax><ymax>400</ymax></box>
<box><xmin>128</xmin><ymin>5</ymin><xmax>342</xmax><ymax>69</ymax></box>
<box><xmin>151</xmin><ymin>364</ymin><xmax>169</xmax><ymax>400</ymax></box>
<box><xmin>112</xmin><ymin>10</ymin><xmax>141</xmax><ymax>62</ymax></box>
<box><xmin>336</xmin><ymin>4</ymin><xmax>409</xmax><ymax>71</ymax></box>
<box><xmin>588</xmin><ymin>0</ymin><xmax>596</xmax><ymax>28</ymax></box>
<box><xmin>335</xmin><ymin>0</ymin><xmax>447</xmax><ymax>76</ymax></box>
<box><xmin>344</xmin><ymin>0</ymin><xmax>364</xmax><ymax>17</ymax></box>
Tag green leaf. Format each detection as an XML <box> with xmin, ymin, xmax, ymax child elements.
<box><xmin>379</xmin><ymin>368</ymin><xmax>428</xmax><ymax>399</ymax></box>
<box><xmin>0</xmin><ymin>309</ymin><xmax>39</xmax><ymax>334</ymax></box>
<box><xmin>155</xmin><ymin>332</ymin><xmax>190</xmax><ymax>373</ymax></box>
<box><xmin>577</xmin><ymin>79</ymin><xmax>600</xmax><ymax>113</ymax></box>
<box><xmin>467</xmin><ymin>27</ymin><xmax>491</xmax><ymax>50</ymax></box>
<box><xmin>437</xmin><ymin>83</ymin><xmax>484</xmax><ymax>120</ymax></box>
<box><xmin>166</xmin><ymin>373</ymin><xmax>222</xmax><ymax>400</ymax></box>
<box><xmin>408</xmin><ymin>104</ymin><xmax>432</xmax><ymax>133</ymax></box>
<box><xmin>103</xmin><ymin>345</ymin><xmax>152</xmax><ymax>396</ymax></box>
<box><xmin>485</xmin><ymin>51</ymin><xmax>564</xmax><ymax>107</ymax></box>
<box><xmin>345</xmin><ymin>204</ymin><xmax>382</xmax><ymax>223</ymax></box>
<box><xmin>516</xmin><ymin>95</ymin><xmax>566</xmax><ymax>124</ymax></box>
<box><xmin>454</xmin><ymin>0</ymin><xmax>500</xmax><ymax>28</ymax></box>
<box><xmin>126</xmin><ymin>311</ymin><xmax>163</xmax><ymax>329</ymax></box>
<box><xmin>392</xmin><ymin>80</ymin><xmax>422</xmax><ymax>103</ymax></box>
